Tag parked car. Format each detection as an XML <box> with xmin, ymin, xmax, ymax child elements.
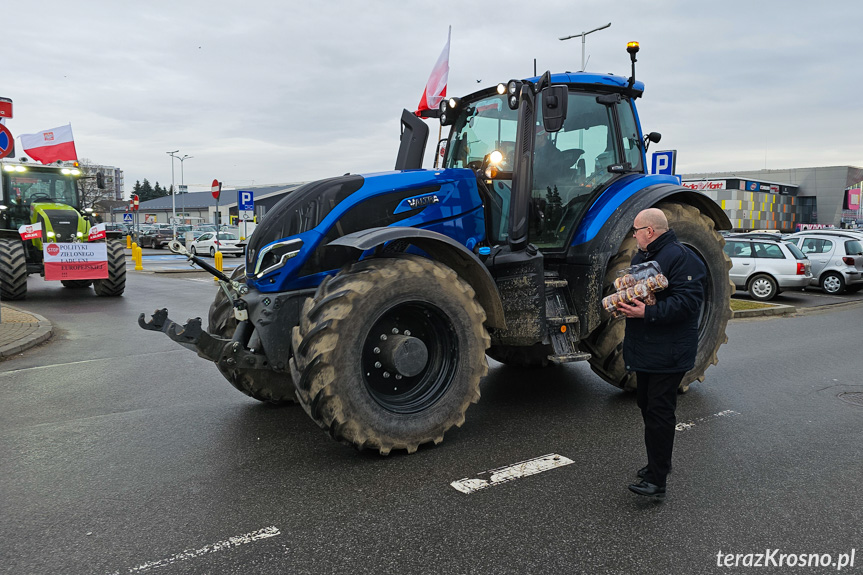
<box><xmin>723</xmin><ymin>235</ymin><xmax>812</xmax><ymax>301</ymax></box>
<box><xmin>191</xmin><ymin>224</ymin><xmax>219</xmax><ymax>240</ymax></box>
<box><xmin>104</xmin><ymin>222</ymin><xmax>130</xmax><ymax>236</ymax></box>
<box><xmin>138</xmin><ymin>225</ymin><xmax>175</xmax><ymax>249</ymax></box>
<box><xmin>784</xmin><ymin>231</ymin><xmax>863</xmax><ymax>294</ymax></box>
<box><xmin>189</xmin><ymin>232</ymin><xmax>244</xmax><ymax>257</ymax></box>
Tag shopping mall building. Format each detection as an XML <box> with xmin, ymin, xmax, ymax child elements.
<box><xmin>680</xmin><ymin>165</ymin><xmax>863</xmax><ymax>232</ymax></box>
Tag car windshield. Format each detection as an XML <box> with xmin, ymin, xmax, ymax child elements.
<box><xmin>784</xmin><ymin>242</ymin><xmax>806</xmax><ymax>259</ymax></box>
<box><xmin>845</xmin><ymin>240</ymin><xmax>863</xmax><ymax>255</ymax></box>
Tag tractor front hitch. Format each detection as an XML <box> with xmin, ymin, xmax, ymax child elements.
<box><xmin>138</xmin><ymin>308</ymin><xmax>271</xmax><ymax>371</ymax></box>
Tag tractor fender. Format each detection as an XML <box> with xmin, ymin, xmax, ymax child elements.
<box><xmin>329</xmin><ymin>226</ymin><xmax>506</xmax><ymax>329</ymax></box>
<box><xmin>572</xmin><ymin>183</ymin><xmax>731</xmax><ymax>267</ymax></box>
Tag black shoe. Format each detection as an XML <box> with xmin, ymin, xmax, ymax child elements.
<box><xmin>628</xmin><ymin>480</ymin><xmax>666</xmax><ymax>499</ymax></box>
<box><xmin>637</xmin><ymin>463</ymin><xmax>672</xmax><ymax>480</ymax></box>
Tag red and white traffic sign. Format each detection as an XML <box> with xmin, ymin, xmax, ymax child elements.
<box><xmin>211</xmin><ymin>179</ymin><xmax>222</xmax><ymax>200</ymax></box>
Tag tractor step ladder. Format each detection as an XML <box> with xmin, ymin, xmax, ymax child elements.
<box><xmin>545</xmin><ymin>278</ymin><xmax>591</xmax><ymax>363</ymax></box>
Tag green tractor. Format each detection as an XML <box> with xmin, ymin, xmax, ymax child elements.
<box><xmin>0</xmin><ymin>160</ymin><xmax>125</xmax><ymax>299</ymax></box>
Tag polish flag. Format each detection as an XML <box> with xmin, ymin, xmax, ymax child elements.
<box><xmin>415</xmin><ymin>27</ymin><xmax>451</xmax><ymax>118</ymax></box>
<box><xmin>19</xmin><ymin>124</ymin><xmax>78</xmax><ymax>164</ymax></box>
<box><xmin>88</xmin><ymin>223</ymin><xmax>106</xmax><ymax>241</ymax></box>
<box><xmin>18</xmin><ymin>222</ymin><xmax>43</xmax><ymax>241</ymax></box>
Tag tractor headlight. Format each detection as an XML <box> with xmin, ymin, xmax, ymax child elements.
<box><xmin>496</xmin><ymin>83</ymin><xmax>506</xmax><ymax>95</ymax></box>
<box><xmin>489</xmin><ymin>150</ymin><xmax>503</xmax><ymax>165</ymax></box>
<box><xmin>77</xmin><ymin>231</ymin><xmax>84</xmax><ymax>238</ymax></box>
<box><xmin>47</xmin><ymin>231</ymin><xmax>56</xmax><ymax>238</ymax></box>
<box><xmin>254</xmin><ymin>239</ymin><xmax>304</xmax><ymax>278</ymax></box>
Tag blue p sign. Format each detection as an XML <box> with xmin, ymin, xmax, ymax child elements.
<box><xmin>239</xmin><ymin>191</ymin><xmax>254</xmax><ymax>211</ymax></box>
<box><xmin>651</xmin><ymin>150</ymin><xmax>676</xmax><ymax>175</ymax></box>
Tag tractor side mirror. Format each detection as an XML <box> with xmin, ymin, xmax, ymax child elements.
<box><xmin>541</xmin><ymin>85</ymin><xmax>568</xmax><ymax>133</ymax></box>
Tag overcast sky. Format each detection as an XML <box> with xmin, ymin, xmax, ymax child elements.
<box><xmin>5</xmin><ymin>0</ymin><xmax>861</xmax><ymax>195</ymax></box>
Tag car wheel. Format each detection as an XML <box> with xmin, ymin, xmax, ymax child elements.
<box><xmin>748</xmin><ymin>274</ymin><xmax>778</xmax><ymax>301</ymax></box>
<box><xmin>821</xmin><ymin>272</ymin><xmax>845</xmax><ymax>295</ymax></box>
<box><xmin>210</xmin><ymin>247</ymin><xmax>216</xmax><ymax>257</ymax></box>
<box><xmin>190</xmin><ymin>246</ymin><xmax>197</xmax><ymax>255</ymax></box>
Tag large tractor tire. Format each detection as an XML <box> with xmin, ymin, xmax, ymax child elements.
<box><xmin>207</xmin><ymin>265</ymin><xmax>297</xmax><ymax>404</ymax></box>
<box><xmin>486</xmin><ymin>343</ymin><xmax>553</xmax><ymax>368</ymax></box>
<box><xmin>290</xmin><ymin>255</ymin><xmax>490</xmax><ymax>454</ymax></box>
<box><xmin>580</xmin><ymin>201</ymin><xmax>733</xmax><ymax>393</ymax></box>
<box><xmin>93</xmin><ymin>239</ymin><xmax>126</xmax><ymax>297</ymax></box>
<box><xmin>61</xmin><ymin>280</ymin><xmax>92</xmax><ymax>289</ymax></box>
<box><xmin>0</xmin><ymin>238</ymin><xmax>28</xmax><ymax>301</ymax></box>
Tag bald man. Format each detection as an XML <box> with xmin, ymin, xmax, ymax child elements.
<box><xmin>617</xmin><ymin>208</ymin><xmax>706</xmax><ymax>500</ymax></box>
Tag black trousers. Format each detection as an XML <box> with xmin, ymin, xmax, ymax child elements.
<box><xmin>636</xmin><ymin>371</ymin><xmax>685</xmax><ymax>487</ymax></box>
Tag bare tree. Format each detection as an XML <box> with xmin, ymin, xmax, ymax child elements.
<box><xmin>77</xmin><ymin>158</ymin><xmax>117</xmax><ymax>209</ymax></box>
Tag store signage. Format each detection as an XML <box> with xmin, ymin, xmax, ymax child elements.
<box><xmin>682</xmin><ymin>180</ymin><xmax>726</xmax><ymax>191</ymax></box>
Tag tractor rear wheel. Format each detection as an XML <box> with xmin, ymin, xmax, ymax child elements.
<box><xmin>93</xmin><ymin>239</ymin><xmax>126</xmax><ymax>297</ymax></box>
<box><xmin>580</xmin><ymin>201</ymin><xmax>733</xmax><ymax>393</ymax></box>
<box><xmin>290</xmin><ymin>255</ymin><xmax>490</xmax><ymax>454</ymax></box>
<box><xmin>0</xmin><ymin>239</ymin><xmax>28</xmax><ymax>301</ymax></box>
<box><xmin>207</xmin><ymin>265</ymin><xmax>297</xmax><ymax>404</ymax></box>
<box><xmin>61</xmin><ymin>280</ymin><xmax>92</xmax><ymax>288</ymax></box>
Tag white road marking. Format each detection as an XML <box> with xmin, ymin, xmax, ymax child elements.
<box><xmin>0</xmin><ymin>349</ymin><xmax>186</xmax><ymax>377</ymax></box>
<box><xmin>675</xmin><ymin>409</ymin><xmax>739</xmax><ymax>431</ymax></box>
<box><xmin>107</xmin><ymin>526</ymin><xmax>281</xmax><ymax>574</ymax></box>
<box><xmin>451</xmin><ymin>453</ymin><xmax>574</xmax><ymax>494</ymax></box>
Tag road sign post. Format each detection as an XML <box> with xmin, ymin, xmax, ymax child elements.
<box><xmin>238</xmin><ymin>191</ymin><xmax>254</xmax><ymax>240</ymax></box>
<box><xmin>211</xmin><ymin>179</ymin><xmax>222</xmax><ymax>226</ymax></box>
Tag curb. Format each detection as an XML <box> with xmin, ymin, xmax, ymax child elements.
<box><xmin>0</xmin><ymin>304</ymin><xmax>54</xmax><ymax>358</ymax></box>
<box><xmin>731</xmin><ymin>303</ymin><xmax>796</xmax><ymax>319</ymax></box>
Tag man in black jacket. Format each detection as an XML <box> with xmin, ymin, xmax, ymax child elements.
<box><xmin>616</xmin><ymin>208</ymin><xmax>706</xmax><ymax>500</ymax></box>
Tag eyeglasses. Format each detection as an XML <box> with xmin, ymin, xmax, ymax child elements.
<box><xmin>631</xmin><ymin>225</ymin><xmax>651</xmax><ymax>235</ymax></box>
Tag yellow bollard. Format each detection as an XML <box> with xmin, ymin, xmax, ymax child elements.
<box><xmin>134</xmin><ymin>245</ymin><xmax>143</xmax><ymax>270</ymax></box>
<box><xmin>214</xmin><ymin>250</ymin><xmax>223</xmax><ymax>282</ymax></box>
<box><xmin>126</xmin><ymin>235</ymin><xmax>132</xmax><ymax>249</ymax></box>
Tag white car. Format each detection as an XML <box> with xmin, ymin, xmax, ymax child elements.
<box><xmin>723</xmin><ymin>235</ymin><xmax>812</xmax><ymax>301</ymax></box>
<box><xmin>189</xmin><ymin>232</ymin><xmax>244</xmax><ymax>257</ymax></box>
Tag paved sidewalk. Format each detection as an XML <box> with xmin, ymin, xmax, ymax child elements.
<box><xmin>0</xmin><ymin>303</ymin><xmax>53</xmax><ymax>359</ymax></box>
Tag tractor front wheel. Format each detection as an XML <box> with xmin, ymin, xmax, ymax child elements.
<box><xmin>580</xmin><ymin>201</ymin><xmax>733</xmax><ymax>393</ymax></box>
<box><xmin>0</xmin><ymin>239</ymin><xmax>28</xmax><ymax>301</ymax></box>
<box><xmin>290</xmin><ymin>255</ymin><xmax>490</xmax><ymax>454</ymax></box>
<box><xmin>207</xmin><ymin>265</ymin><xmax>297</xmax><ymax>404</ymax></box>
<box><xmin>93</xmin><ymin>239</ymin><xmax>126</xmax><ymax>297</ymax></box>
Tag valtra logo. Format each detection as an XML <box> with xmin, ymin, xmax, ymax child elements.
<box><xmin>46</xmin><ymin>243</ymin><xmax>61</xmax><ymax>256</ymax></box>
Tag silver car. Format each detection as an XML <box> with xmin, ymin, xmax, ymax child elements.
<box><xmin>784</xmin><ymin>231</ymin><xmax>863</xmax><ymax>294</ymax></box>
<box><xmin>723</xmin><ymin>236</ymin><xmax>812</xmax><ymax>301</ymax></box>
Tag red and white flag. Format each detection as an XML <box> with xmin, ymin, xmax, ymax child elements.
<box><xmin>18</xmin><ymin>222</ymin><xmax>42</xmax><ymax>240</ymax></box>
<box><xmin>415</xmin><ymin>27</ymin><xmax>451</xmax><ymax>117</ymax></box>
<box><xmin>19</xmin><ymin>124</ymin><xmax>78</xmax><ymax>164</ymax></box>
<box><xmin>88</xmin><ymin>223</ymin><xmax>106</xmax><ymax>241</ymax></box>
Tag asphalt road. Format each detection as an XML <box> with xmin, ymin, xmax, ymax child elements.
<box><xmin>2</xmin><ymin>272</ymin><xmax>862</xmax><ymax>575</ymax></box>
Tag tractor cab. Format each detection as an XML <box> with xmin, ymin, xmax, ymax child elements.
<box><xmin>438</xmin><ymin>72</ymin><xmax>645</xmax><ymax>254</ymax></box>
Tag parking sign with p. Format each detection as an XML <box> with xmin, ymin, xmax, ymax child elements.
<box><xmin>651</xmin><ymin>150</ymin><xmax>677</xmax><ymax>175</ymax></box>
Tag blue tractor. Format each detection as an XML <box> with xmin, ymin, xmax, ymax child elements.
<box><xmin>141</xmin><ymin>43</ymin><xmax>733</xmax><ymax>454</ymax></box>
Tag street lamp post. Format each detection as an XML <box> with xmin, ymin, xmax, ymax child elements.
<box><xmin>559</xmin><ymin>22</ymin><xmax>611</xmax><ymax>72</ymax></box>
<box><xmin>176</xmin><ymin>154</ymin><xmax>192</xmax><ymax>222</ymax></box>
<box><xmin>166</xmin><ymin>150</ymin><xmax>179</xmax><ymax>222</ymax></box>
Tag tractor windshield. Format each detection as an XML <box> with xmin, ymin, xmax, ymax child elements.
<box><xmin>2</xmin><ymin>168</ymin><xmax>80</xmax><ymax>210</ymax></box>
<box><xmin>442</xmin><ymin>94</ymin><xmax>518</xmax><ymax>244</ymax></box>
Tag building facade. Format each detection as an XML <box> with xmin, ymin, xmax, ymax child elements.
<box><xmin>682</xmin><ymin>166</ymin><xmax>863</xmax><ymax>231</ymax></box>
